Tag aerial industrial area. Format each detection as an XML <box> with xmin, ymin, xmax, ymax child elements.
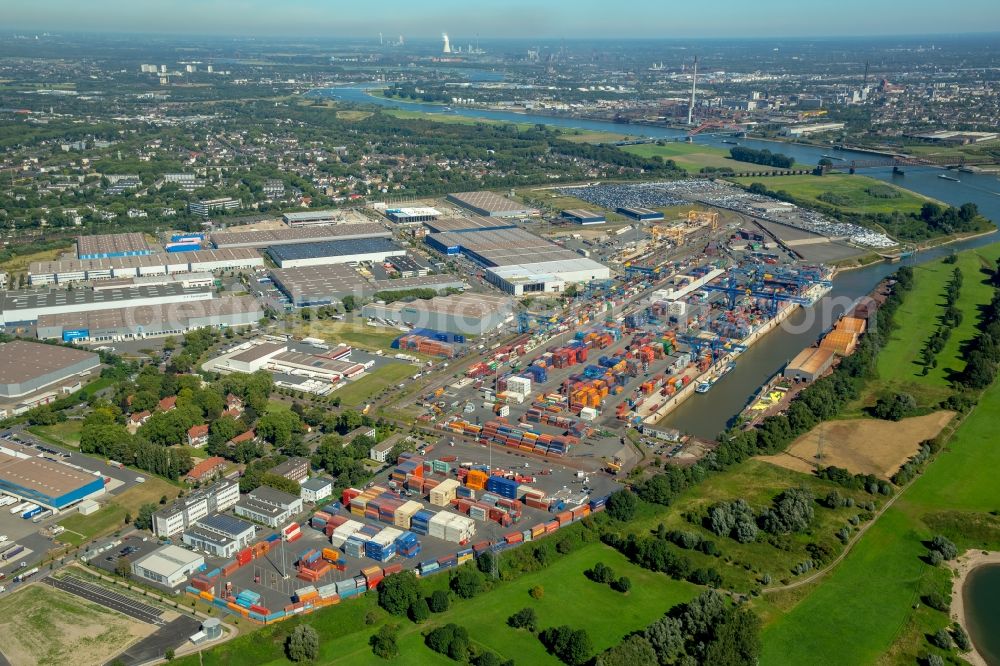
<box><xmin>0</xmin><ymin>15</ymin><xmax>998</xmax><ymax>666</ymax></box>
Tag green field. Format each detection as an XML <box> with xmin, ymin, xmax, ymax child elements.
<box><xmin>57</xmin><ymin>476</ymin><xmax>180</xmax><ymax>546</ymax></box>
<box><xmin>175</xmin><ymin>541</ymin><xmax>697</xmax><ymax>666</ymax></box>
<box><xmin>336</xmin><ymin>362</ymin><xmax>419</xmax><ymax>408</ymax></box>
<box><xmin>621</xmin><ymin>141</ymin><xmax>808</xmax><ymax>173</ymax></box>
<box><xmin>732</xmin><ymin>173</ymin><xmax>931</xmax><ymax>215</ymax></box>
<box><xmin>28</xmin><ymin>420</ymin><xmax>83</xmax><ymax>447</ymax></box>
<box><xmin>850</xmin><ymin>245</ymin><xmax>1000</xmax><ymax>413</ymax></box>
<box><xmin>291</xmin><ymin>320</ymin><xmax>409</xmax><ymax>354</ymax></box>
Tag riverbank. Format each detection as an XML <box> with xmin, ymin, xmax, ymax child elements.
<box><xmin>830</xmin><ymin>228</ymin><xmax>998</xmax><ymax>277</ymax></box>
<box><xmin>949</xmin><ymin>550</ymin><xmax>1000</xmax><ymax>666</ymax></box>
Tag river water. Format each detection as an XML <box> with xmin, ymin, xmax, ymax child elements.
<box><xmin>965</xmin><ymin>564</ymin><xmax>1000</xmax><ymax>665</ymax></box>
<box><xmin>316</xmin><ymin>84</ymin><xmax>1000</xmax><ymax>437</ymax></box>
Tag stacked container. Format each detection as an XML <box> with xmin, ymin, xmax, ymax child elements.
<box><xmin>429</xmin><ymin>478</ymin><xmax>460</xmax><ymax>506</ymax></box>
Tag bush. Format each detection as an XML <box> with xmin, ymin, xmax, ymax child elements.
<box><xmin>286</xmin><ymin>625</ymin><xmax>319</xmax><ymax>662</ymax></box>
<box><xmin>928</xmin><ymin>549</ymin><xmax>944</xmax><ymax>567</ymax></box>
<box><xmin>508</xmin><ymin>607</ymin><xmax>539</xmax><ymax>631</ymax></box>
<box><xmin>929</xmin><ymin>628</ymin><xmax>952</xmax><ymax>650</ymax></box>
<box><xmin>450</xmin><ymin>566</ymin><xmax>486</xmax><ymax>599</ymax></box>
<box><xmin>530</xmin><ymin>585</ymin><xmax>544</xmax><ymax>599</ymax></box>
<box><xmin>408</xmin><ymin>597</ymin><xmax>430</xmax><ymax>623</ymax></box>
<box><xmin>584</xmin><ymin>562</ymin><xmax>616</xmax><ymax>584</ymax></box>
<box><xmin>922</xmin><ymin>592</ymin><xmax>950</xmax><ymax>612</ymax></box>
<box><xmin>377</xmin><ymin>571</ymin><xmax>421</xmax><ymax>616</ymax></box>
<box><xmin>929</xmin><ymin>535</ymin><xmax>958</xmax><ymax>560</ymax></box>
<box><xmin>369</xmin><ymin>624</ymin><xmax>399</xmax><ymax>660</ymax></box>
<box><xmin>606</xmin><ymin>489</ymin><xmax>638</xmax><ymax>521</ymax></box>
<box><xmin>428</xmin><ymin>589</ymin><xmax>450</xmax><ymax>613</ymax></box>
<box><xmin>611</xmin><ymin>576</ymin><xmax>632</xmax><ymax>593</ymax></box>
<box><xmin>425</xmin><ymin>624</ymin><xmax>470</xmax><ymax>660</ymax></box>
<box><xmin>951</xmin><ymin>623</ymin><xmax>972</xmax><ymax>651</ymax></box>
<box><xmin>539</xmin><ymin>625</ymin><xmax>594</xmax><ymax>666</ymax></box>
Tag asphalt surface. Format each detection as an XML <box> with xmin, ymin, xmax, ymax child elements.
<box><xmin>44</xmin><ymin>575</ymin><xmax>165</xmax><ymax>625</ymax></box>
<box><xmin>110</xmin><ymin>616</ymin><xmax>201</xmax><ymax>666</ymax></box>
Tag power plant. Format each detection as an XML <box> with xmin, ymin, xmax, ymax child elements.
<box><xmin>442</xmin><ymin>33</ymin><xmax>451</xmax><ymax>54</ymax></box>
<box><xmin>687</xmin><ymin>56</ymin><xmax>698</xmax><ymax>125</ymax></box>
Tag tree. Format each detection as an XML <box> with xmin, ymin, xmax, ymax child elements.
<box><xmin>595</xmin><ymin>635</ymin><xmax>658</xmax><ymax>666</ymax></box>
<box><xmin>476</xmin><ymin>550</ymin><xmax>496</xmax><ymax>575</ymax></box>
<box><xmin>606</xmin><ymin>489</ymin><xmax>638</xmax><ymax>521</ymax></box>
<box><xmin>759</xmin><ymin>488</ymin><xmax>815</xmax><ymax>535</ymax></box>
<box><xmin>286</xmin><ymin>625</ymin><xmax>319</xmax><ymax>662</ymax></box>
<box><xmin>585</xmin><ymin>562</ymin><xmax>616</xmax><ymax>584</ymax></box>
<box><xmin>872</xmin><ymin>392</ymin><xmax>916</xmax><ymax>421</ymax></box>
<box><xmin>261</xmin><ymin>472</ymin><xmax>302</xmax><ymax>496</ymax></box>
<box><xmin>539</xmin><ymin>625</ymin><xmax>593</xmax><ymax>666</ymax></box>
<box><xmin>369</xmin><ymin>624</ymin><xmax>399</xmax><ymax>660</ymax></box>
<box><xmin>929</xmin><ymin>535</ymin><xmax>958</xmax><ymax>560</ymax></box>
<box><xmin>134</xmin><ymin>503</ymin><xmax>158</xmax><ymax>531</ymax></box>
<box><xmin>256</xmin><ymin>409</ymin><xmax>302</xmax><ymax>449</ymax></box>
<box><xmin>115</xmin><ymin>557</ymin><xmax>131</xmax><ymax>580</ymax></box>
<box><xmin>164</xmin><ymin>648</ymin><xmax>175</xmax><ymax>661</ymax></box>
<box><xmin>644</xmin><ymin>615</ymin><xmax>685</xmax><ymax>665</ymax></box>
<box><xmin>377</xmin><ymin>570</ymin><xmax>420</xmax><ymax>616</ymax></box>
<box><xmin>508</xmin><ymin>607</ymin><xmax>538</xmax><ymax>631</ymax></box>
<box><xmin>929</xmin><ymin>628</ymin><xmax>952</xmax><ymax>650</ymax></box>
<box><xmin>530</xmin><ymin>585</ymin><xmax>544</xmax><ymax>599</ymax></box>
<box><xmin>450</xmin><ymin>565</ymin><xmax>485</xmax><ymax>599</ymax></box>
<box><xmin>428</xmin><ymin>589</ymin><xmax>450</xmax><ymax>613</ymax></box>
<box><xmin>408</xmin><ymin>597</ymin><xmax>430</xmax><ymax>623</ymax></box>
<box><xmin>342</xmin><ymin>295</ymin><xmax>357</xmax><ymax>312</ymax></box>
<box><xmin>611</xmin><ymin>576</ymin><xmax>631</xmax><ymax>593</ymax></box>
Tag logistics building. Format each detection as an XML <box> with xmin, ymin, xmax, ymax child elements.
<box><xmin>384</xmin><ymin>207</ymin><xmax>441</xmax><ymax>224</ymax></box>
<box><xmin>0</xmin><ymin>341</ymin><xmax>100</xmax><ymax>399</ymax></box>
<box><xmin>269</xmin><ymin>265</ymin><xmax>374</xmax><ymax>308</ymax></box>
<box><xmin>34</xmin><ymin>295</ymin><xmax>262</xmax><ymax>343</ymax></box>
<box><xmin>153</xmin><ymin>479</ymin><xmax>240</xmax><ymax>537</ymax></box>
<box><xmin>0</xmin><ymin>441</ymin><xmax>105</xmax><ymax>509</ymax></box>
<box><xmin>210</xmin><ymin>224</ymin><xmax>390</xmax><ymax>249</ymax></box>
<box><xmin>266</xmin><ymin>238</ymin><xmax>406</xmax><ymax>268</ymax></box>
<box><xmin>182</xmin><ymin>513</ymin><xmax>256</xmax><ymax>558</ymax></box>
<box><xmin>362</xmin><ymin>293</ymin><xmax>513</xmax><ymax>336</ymax></box>
<box><xmin>77</xmin><ymin>233</ymin><xmax>153</xmax><ymax>260</ymax></box>
<box><xmin>783</xmin><ymin>346</ymin><xmax>836</xmax><ymax>382</ymax></box>
<box><xmin>234</xmin><ymin>486</ymin><xmax>302</xmax><ymax>528</ymax></box>
<box><xmin>209</xmin><ymin>342</ymin><xmax>367</xmax><ymax>383</ymax></box>
<box><xmin>425</xmin><ymin>227</ymin><xmax>610</xmax><ymax>295</ymax></box>
<box><xmin>561</xmin><ymin>209</ymin><xmax>606</xmax><ymax>225</ymax></box>
<box><xmin>29</xmin><ymin>248</ymin><xmax>263</xmax><ymax>286</ymax></box>
<box><xmin>423</xmin><ymin>216</ymin><xmax>517</xmax><ymax>234</ymax></box>
<box><xmin>446</xmin><ymin>191</ymin><xmax>538</xmax><ymax>218</ymax></box>
<box><xmin>131</xmin><ymin>545</ymin><xmax>205</xmax><ymax>588</ymax></box>
<box><xmin>283</xmin><ymin>210</ymin><xmax>345</xmax><ymax>227</ymax></box>
<box><xmin>616</xmin><ymin>207</ymin><xmax>664</xmax><ymax>222</ymax></box>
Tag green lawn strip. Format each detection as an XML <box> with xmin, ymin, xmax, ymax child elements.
<box><xmin>27</xmin><ymin>420</ymin><xmax>83</xmax><ymax>447</ymax></box>
<box><xmin>336</xmin><ymin>363</ymin><xmax>418</xmax><ymax>408</ymax></box>
<box><xmin>732</xmin><ymin>174</ymin><xmax>931</xmax><ymax>215</ymax></box>
<box><xmin>57</xmin><ymin>504</ymin><xmax>128</xmax><ymax>543</ymax></box>
<box><xmin>175</xmin><ymin>542</ymin><xmax>697</xmax><ymax>666</ymax></box>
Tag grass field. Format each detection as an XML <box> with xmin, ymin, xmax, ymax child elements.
<box><xmin>291</xmin><ymin>320</ymin><xmax>407</xmax><ymax>354</ymax></box>
<box><xmin>0</xmin><ymin>582</ymin><xmax>154</xmax><ymax>666</ymax></box>
<box><xmin>28</xmin><ymin>420</ymin><xmax>83</xmax><ymax>447</ymax></box>
<box><xmin>336</xmin><ymin>363</ymin><xmax>417</xmax><ymax>407</ymax></box>
<box><xmin>556</xmin><ymin>129</ymin><xmax>633</xmax><ymax>144</ymax></box>
<box><xmin>175</xmin><ymin>542</ymin><xmax>697</xmax><ymax>666</ymax></box>
<box><xmin>732</xmin><ymin>173</ymin><xmax>931</xmax><ymax>215</ymax></box>
<box><xmin>0</xmin><ymin>244</ymin><xmax>72</xmax><ymax>274</ymax></box>
<box><xmin>622</xmin><ymin>141</ymin><xmax>803</xmax><ymax>174</ymax></box>
<box><xmin>760</xmin><ymin>411</ymin><xmax>954</xmax><ymax>479</ymax></box>
<box><xmin>57</xmin><ymin>476</ymin><xmax>180</xmax><ymax>546</ymax></box>
<box><xmin>849</xmin><ymin>245</ymin><xmax>1000</xmax><ymax>413</ymax></box>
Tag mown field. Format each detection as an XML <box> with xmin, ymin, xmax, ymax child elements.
<box><xmin>174</xmin><ymin>541</ymin><xmax>697</xmax><ymax>666</ymax></box>
<box><xmin>622</xmin><ymin>141</ymin><xmax>805</xmax><ymax>173</ymax></box>
<box><xmin>732</xmin><ymin>173</ymin><xmax>931</xmax><ymax>215</ymax></box>
<box><xmin>335</xmin><ymin>363</ymin><xmax>417</xmax><ymax>408</ymax></box>
<box><xmin>57</xmin><ymin>476</ymin><xmax>180</xmax><ymax>546</ymax></box>
<box><xmin>28</xmin><ymin>419</ymin><xmax>83</xmax><ymax>447</ymax></box>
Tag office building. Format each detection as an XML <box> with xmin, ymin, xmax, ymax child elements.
<box><xmin>234</xmin><ymin>486</ymin><xmax>302</xmax><ymax>528</ymax></box>
<box><xmin>268</xmin><ymin>457</ymin><xmax>310</xmax><ymax>484</ymax></box>
<box><xmin>152</xmin><ymin>479</ymin><xmax>240</xmax><ymax>537</ymax></box>
<box><xmin>300</xmin><ymin>477</ymin><xmax>333</xmax><ymax>503</ymax></box>
<box><xmin>131</xmin><ymin>545</ymin><xmax>205</xmax><ymax>588</ymax></box>
<box><xmin>189</xmin><ymin>197</ymin><xmax>241</xmax><ymax>216</ymax></box>
<box><xmin>182</xmin><ymin>513</ymin><xmax>256</xmax><ymax>558</ymax></box>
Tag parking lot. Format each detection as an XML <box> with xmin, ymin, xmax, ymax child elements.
<box><xmin>45</xmin><ymin>575</ymin><xmax>165</xmax><ymax>624</ymax></box>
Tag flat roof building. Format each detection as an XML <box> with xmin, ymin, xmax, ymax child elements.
<box><xmin>423</xmin><ymin>216</ymin><xmax>517</xmax><ymax>234</ymax></box>
<box><xmin>0</xmin><ymin>443</ymin><xmax>105</xmax><ymax>509</ymax></box>
<box><xmin>300</xmin><ymin>477</ymin><xmax>333</xmax><ymax>503</ymax></box>
<box><xmin>210</xmin><ymin>224</ymin><xmax>390</xmax><ymax>249</ymax></box>
<box><xmin>152</xmin><ymin>479</ymin><xmax>240</xmax><ymax>537</ymax></box>
<box><xmin>77</xmin><ymin>233</ymin><xmax>153</xmax><ymax>260</ymax></box>
<box><xmin>1</xmin><ymin>283</ymin><xmax>214</xmax><ymax>326</ymax></box>
<box><xmin>234</xmin><ymin>485</ymin><xmax>303</xmax><ymax>528</ymax></box>
<box><xmin>446</xmin><ymin>191</ymin><xmax>538</xmax><ymax>218</ymax></box>
<box><xmin>0</xmin><ymin>341</ymin><xmax>100</xmax><ymax>399</ymax></box>
<box><xmin>266</xmin><ymin>237</ymin><xmax>406</xmax><ymax>268</ymax></box>
<box><xmin>34</xmin><ymin>295</ymin><xmax>262</xmax><ymax>344</ymax></box>
<box><xmin>617</xmin><ymin>207</ymin><xmax>665</xmax><ymax>221</ymax></box>
<box><xmin>783</xmin><ymin>347</ymin><xmax>836</xmax><ymax>382</ymax></box>
<box><xmin>269</xmin><ymin>265</ymin><xmax>375</xmax><ymax>308</ymax></box>
<box><xmin>561</xmin><ymin>209</ymin><xmax>606</xmax><ymax>225</ymax></box>
<box><xmin>182</xmin><ymin>513</ymin><xmax>256</xmax><ymax>558</ymax></box>
<box><xmin>384</xmin><ymin>207</ymin><xmax>441</xmax><ymax>224</ymax></box>
<box><xmin>268</xmin><ymin>457</ymin><xmax>310</xmax><ymax>484</ymax></box>
<box><xmin>29</xmin><ymin>248</ymin><xmax>264</xmax><ymax>286</ymax></box>
<box><xmin>371</xmin><ymin>275</ymin><xmax>467</xmax><ymax>295</ymax></box>
<box><xmin>131</xmin><ymin>545</ymin><xmax>205</xmax><ymax>588</ymax></box>
<box><xmin>362</xmin><ymin>293</ymin><xmax>513</xmax><ymax>336</ymax></box>
<box><xmin>282</xmin><ymin>209</ymin><xmax>345</xmax><ymax>227</ymax></box>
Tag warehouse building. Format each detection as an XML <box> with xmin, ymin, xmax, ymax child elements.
<box><xmin>34</xmin><ymin>295</ymin><xmax>262</xmax><ymax>343</ymax></box>
<box><xmin>0</xmin><ymin>444</ymin><xmax>106</xmax><ymax>509</ymax></box>
<box><xmin>446</xmin><ymin>191</ymin><xmax>538</xmax><ymax>218</ymax></box>
<box><xmin>561</xmin><ymin>209</ymin><xmax>606</xmax><ymax>225</ymax></box>
<box><xmin>77</xmin><ymin>233</ymin><xmax>153</xmax><ymax>260</ymax></box>
<box><xmin>283</xmin><ymin>209</ymin><xmax>344</xmax><ymax>227</ymax></box>
<box><xmin>362</xmin><ymin>293</ymin><xmax>513</xmax><ymax>336</ymax></box>
<box><xmin>153</xmin><ymin>479</ymin><xmax>240</xmax><ymax>537</ymax></box>
<box><xmin>385</xmin><ymin>255</ymin><xmax>428</xmax><ymax>278</ymax></box>
<box><xmin>371</xmin><ymin>274</ymin><xmax>468</xmax><ymax>295</ymax></box>
<box><xmin>425</xmin><ymin>227</ymin><xmax>610</xmax><ymax>296</ymax></box>
<box><xmin>384</xmin><ymin>207</ymin><xmax>441</xmax><ymax>225</ymax></box>
<box><xmin>210</xmin><ymin>224</ymin><xmax>390</xmax><ymax>249</ymax></box>
<box><xmin>131</xmin><ymin>545</ymin><xmax>205</xmax><ymax>588</ymax></box>
<box><xmin>0</xmin><ymin>341</ymin><xmax>100</xmax><ymax>399</ymax></box>
<box><xmin>269</xmin><ymin>264</ymin><xmax>374</xmax><ymax>308</ymax></box>
<box><xmin>266</xmin><ymin>238</ymin><xmax>406</xmax><ymax>268</ymax></box>
<box><xmin>29</xmin><ymin>248</ymin><xmax>264</xmax><ymax>286</ymax></box>
<box><xmin>616</xmin><ymin>207</ymin><xmax>665</xmax><ymax>222</ymax></box>
<box><xmin>783</xmin><ymin>346</ymin><xmax>835</xmax><ymax>382</ymax></box>
<box><xmin>91</xmin><ymin>273</ymin><xmax>215</xmax><ymax>292</ymax></box>
<box><xmin>424</xmin><ymin>216</ymin><xmax>517</xmax><ymax>234</ymax></box>
<box><xmin>234</xmin><ymin>486</ymin><xmax>303</xmax><ymax>528</ymax></box>
<box><xmin>209</xmin><ymin>342</ymin><xmax>367</xmax><ymax>381</ymax></box>
<box><xmin>182</xmin><ymin>513</ymin><xmax>256</xmax><ymax>558</ymax></box>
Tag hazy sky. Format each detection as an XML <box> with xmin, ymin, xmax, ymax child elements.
<box><xmin>8</xmin><ymin>0</ymin><xmax>1000</xmax><ymax>38</ymax></box>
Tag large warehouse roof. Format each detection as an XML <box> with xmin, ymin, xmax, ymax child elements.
<box><xmin>423</xmin><ymin>216</ymin><xmax>517</xmax><ymax>234</ymax></box>
<box><xmin>427</xmin><ymin>227</ymin><xmax>583</xmax><ymax>267</ymax></box>
<box><xmin>0</xmin><ymin>445</ymin><xmax>104</xmax><ymax>507</ymax></box>
<box><xmin>35</xmin><ymin>295</ymin><xmax>261</xmax><ymax>333</ymax></box>
<box><xmin>132</xmin><ymin>544</ymin><xmax>204</xmax><ymax>576</ymax></box>
<box><xmin>269</xmin><ymin>265</ymin><xmax>374</xmax><ymax>301</ymax></box>
<box><xmin>77</xmin><ymin>232</ymin><xmax>152</xmax><ymax>258</ymax></box>
<box><xmin>446</xmin><ymin>191</ymin><xmax>538</xmax><ymax>217</ymax></box>
<box><xmin>0</xmin><ymin>341</ymin><xmax>98</xmax><ymax>386</ymax></box>
<box><xmin>30</xmin><ymin>248</ymin><xmax>262</xmax><ymax>277</ymax></box>
<box><xmin>266</xmin><ymin>237</ymin><xmax>404</xmax><ymax>263</ymax></box>
<box><xmin>210</xmin><ymin>224</ymin><xmax>390</xmax><ymax>248</ymax></box>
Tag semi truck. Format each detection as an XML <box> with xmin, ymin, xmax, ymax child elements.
<box><xmin>8</xmin><ymin>502</ymin><xmax>29</xmax><ymax>515</ymax></box>
<box><xmin>31</xmin><ymin>509</ymin><xmax>52</xmax><ymax>523</ymax></box>
<box><xmin>1</xmin><ymin>545</ymin><xmax>24</xmax><ymax>561</ymax></box>
<box><xmin>20</xmin><ymin>504</ymin><xmax>40</xmax><ymax>519</ymax></box>
<box><xmin>14</xmin><ymin>567</ymin><xmax>38</xmax><ymax>582</ymax></box>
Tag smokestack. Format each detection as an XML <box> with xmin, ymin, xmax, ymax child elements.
<box><xmin>687</xmin><ymin>56</ymin><xmax>698</xmax><ymax>125</ymax></box>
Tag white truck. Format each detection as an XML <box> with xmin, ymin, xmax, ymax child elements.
<box><xmin>8</xmin><ymin>502</ymin><xmax>28</xmax><ymax>515</ymax></box>
<box><xmin>0</xmin><ymin>496</ymin><xmax>16</xmax><ymax>508</ymax></box>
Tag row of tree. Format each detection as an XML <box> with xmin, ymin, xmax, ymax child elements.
<box><xmin>729</xmin><ymin>146</ymin><xmax>795</xmax><ymax>169</ymax></box>
<box><xmin>921</xmin><ymin>267</ymin><xmax>963</xmax><ymax>370</ymax></box>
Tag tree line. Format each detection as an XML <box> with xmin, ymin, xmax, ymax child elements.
<box><xmin>729</xmin><ymin>146</ymin><xmax>795</xmax><ymax>169</ymax></box>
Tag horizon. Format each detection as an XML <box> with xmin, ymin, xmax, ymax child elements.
<box><xmin>6</xmin><ymin>0</ymin><xmax>1000</xmax><ymax>40</ymax></box>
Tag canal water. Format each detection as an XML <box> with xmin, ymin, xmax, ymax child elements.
<box><xmin>965</xmin><ymin>564</ymin><xmax>1000</xmax><ymax>665</ymax></box>
<box><xmin>316</xmin><ymin>85</ymin><xmax>1000</xmax><ymax>437</ymax></box>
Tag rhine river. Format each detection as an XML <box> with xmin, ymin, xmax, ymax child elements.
<box><xmin>316</xmin><ymin>84</ymin><xmax>1000</xmax><ymax>438</ymax></box>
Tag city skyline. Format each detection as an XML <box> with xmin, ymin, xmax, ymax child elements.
<box><xmin>6</xmin><ymin>0</ymin><xmax>1000</xmax><ymax>39</ymax></box>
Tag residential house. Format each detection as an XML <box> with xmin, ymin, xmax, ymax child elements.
<box><xmin>185</xmin><ymin>456</ymin><xmax>227</xmax><ymax>484</ymax></box>
<box><xmin>187</xmin><ymin>424</ymin><xmax>209</xmax><ymax>448</ymax></box>
<box><xmin>158</xmin><ymin>396</ymin><xmax>177</xmax><ymax>412</ymax></box>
